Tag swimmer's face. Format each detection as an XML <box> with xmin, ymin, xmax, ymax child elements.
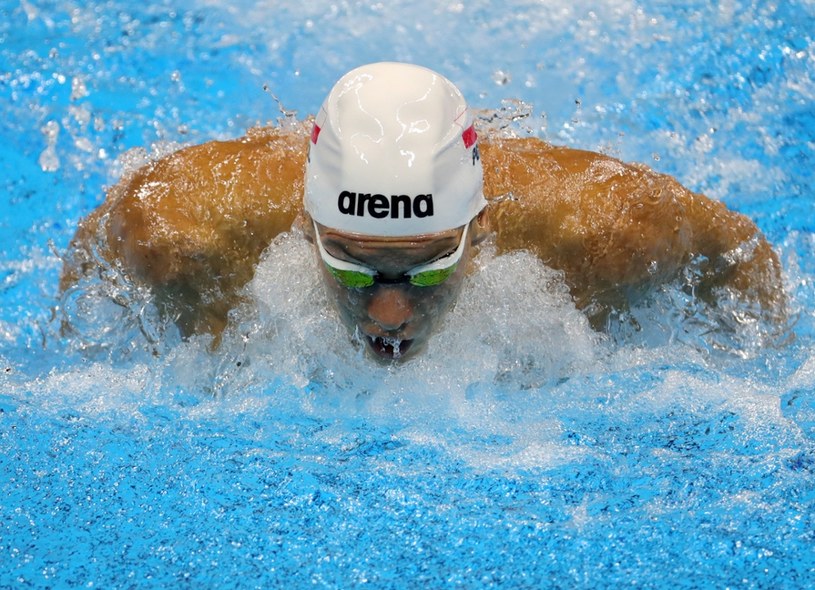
<box><xmin>309</xmin><ymin>220</ymin><xmax>477</xmax><ymax>362</ymax></box>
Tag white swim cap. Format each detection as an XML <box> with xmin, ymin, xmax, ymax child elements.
<box><xmin>304</xmin><ymin>62</ymin><xmax>485</xmax><ymax>237</ymax></box>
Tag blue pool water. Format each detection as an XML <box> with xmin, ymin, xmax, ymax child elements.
<box><xmin>2</xmin><ymin>0</ymin><xmax>815</xmax><ymax>587</ymax></box>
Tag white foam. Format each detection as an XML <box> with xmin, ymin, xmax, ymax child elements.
<box><xmin>226</xmin><ymin>233</ymin><xmax>600</xmax><ymax>395</ymax></box>
<box><xmin>141</xmin><ymin>231</ymin><xmax>602</xmax><ymax>468</ymax></box>
<box><xmin>39</xmin><ymin>219</ymin><xmax>807</xmax><ymax>470</ymax></box>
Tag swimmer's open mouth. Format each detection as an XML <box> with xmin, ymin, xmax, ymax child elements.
<box><xmin>365</xmin><ymin>336</ymin><xmax>414</xmax><ymax>360</ymax></box>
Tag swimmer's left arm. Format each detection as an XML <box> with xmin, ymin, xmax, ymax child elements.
<box><xmin>680</xmin><ymin>186</ymin><xmax>786</xmax><ymax>321</ymax></box>
<box><xmin>480</xmin><ymin>137</ymin><xmax>786</xmax><ymax>324</ymax></box>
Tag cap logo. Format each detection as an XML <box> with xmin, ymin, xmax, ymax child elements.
<box><xmin>338</xmin><ymin>191</ymin><xmax>434</xmax><ymax>220</ymax></box>
<box><xmin>311</xmin><ymin>124</ymin><xmax>322</xmax><ymax>144</ymax></box>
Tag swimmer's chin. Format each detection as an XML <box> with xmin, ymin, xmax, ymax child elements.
<box><xmin>364</xmin><ymin>335</ymin><xmax>418</xmax><ymax>363</ymax></box>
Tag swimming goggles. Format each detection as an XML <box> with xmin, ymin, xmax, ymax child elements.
<box><xmin>313</xmin><ymin>221</ymin><xmax>469</xmax><ymax>288</ymax></box>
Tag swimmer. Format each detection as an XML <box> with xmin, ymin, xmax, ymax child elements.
<box><xmin>61</xmin><ymin>62</ymin><xmax>786</xmax><ymax>360</ymax></box>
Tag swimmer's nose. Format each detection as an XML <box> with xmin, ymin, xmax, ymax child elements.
<box><xmin>367</xmin><ymin>287</ymin><xmax>413</xmax><ymax>331</ymax></box>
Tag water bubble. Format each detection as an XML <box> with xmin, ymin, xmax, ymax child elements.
<box><xmin>38</xmin><ymin>121</ymin><xmax>60</xmax><ymax>172</ymax></box>
<box><xmin>492</xmin><ymin>70</ymin><xmax>511</xmax><ymax>86</ymax></box>
<box><xmin>20</xmin><ymin>0</ymin><xmax>37</xmax><ymax>20</ymax></box>
<box><xmin>70</xmin><ymin>77</ymin><xmax>88</xmax><ymax>101</ymax></box>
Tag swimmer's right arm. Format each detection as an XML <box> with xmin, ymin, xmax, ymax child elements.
<box><xmin>61</xmin><ymin>127</ymin><xmax>309</xmax><ymax>338</ymax></box>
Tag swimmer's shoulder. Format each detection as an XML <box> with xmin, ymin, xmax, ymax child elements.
<box><xmin>480</xmin><ymin>135</ymin><xmax>662</xmax><ymax>195</ymax></box>
<box><xmin>115</xmin><ymin>127</ymin><xmax>308</xmax><ymax>245</ymax></box>
<box><xmin>137</xmin><ymin>125</ymin><xmax>309</xmax><ymax>219</ymax></box>
<box><xmin>67</xmin><ymin>126</ymin><xmax>310</xmax><ymax>288</ymax></box>
<box><xmin>478</xmin><ymin>136</ymin><xmax>686</xmax><ymax>297</ymax></box>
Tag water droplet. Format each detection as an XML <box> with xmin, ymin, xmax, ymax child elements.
<box><xmin>70</xmin><ymin>77</ymin><xmax>88</xmax><ymax>101</ymax></box>
<box><xmin>38</xmin><ymin>121</ymin><xmax>60</xmax><ymax>172</ymax></box>
<box><xmin>492</xmin><ymin>70</ymin><xmax>511</xmax><ymax>86</ymax></box>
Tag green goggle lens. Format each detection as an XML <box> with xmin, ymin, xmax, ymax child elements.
<box><xmin>327</xmin><ymin>267</ymin><xmax>376</xmax><ymax>288</ymax></box>
<box><xmin>407</xmin><ymin>264</ymin><xmax>458</xmax><ymax>287</ymax></box>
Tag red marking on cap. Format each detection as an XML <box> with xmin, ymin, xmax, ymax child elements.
<box><xmin>462</xmin><ymin>124</ymin><xmax>477</xmax><ymax>148</ymax></box>
<box><xmin>311</xmin><ymin>124</ymin><xmax>321</xmax><ymax>144</ymax></box>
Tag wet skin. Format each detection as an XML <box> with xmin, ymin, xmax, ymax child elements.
<box><xmin>308</xmin><ymin>220</ymin><xmax>478</xmax><ymax>362</ymax></box>
<box><xmin>60</xmin><ymin>130</ymin><xmax>787</xmax><ymax>350</ymax></box>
